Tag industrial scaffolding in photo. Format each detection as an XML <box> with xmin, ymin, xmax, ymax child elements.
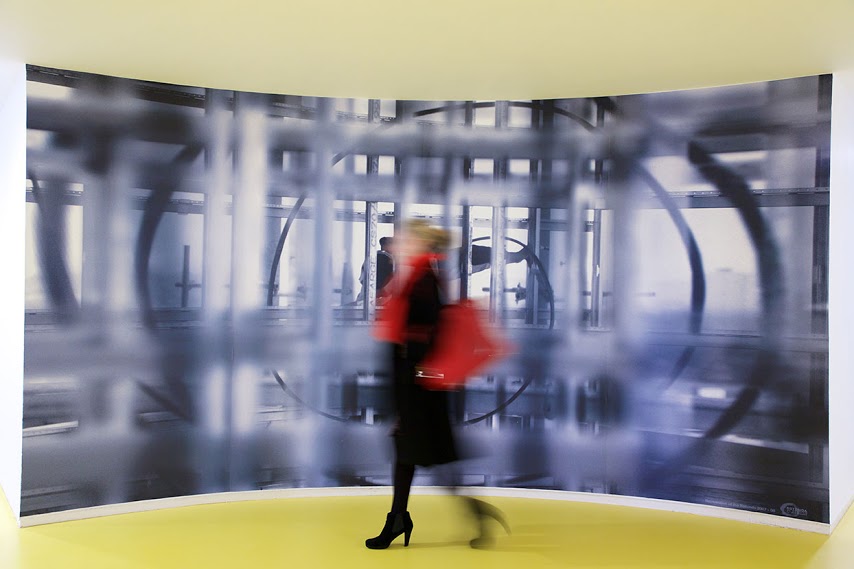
<box><xmin>21</xmin><ymin>66</ymin><xmax>831</xmax><ymax>523</ymax></box>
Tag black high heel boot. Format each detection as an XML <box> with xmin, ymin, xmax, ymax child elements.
<box><xmin>365</xmin><ymin>511</ymin><xmax>413</xmax><ymax>549</ymax></box>
<box><xmin>465</xmin><ymin>497</ymin><xmax>510</xmax><ymax>549</ymax></box>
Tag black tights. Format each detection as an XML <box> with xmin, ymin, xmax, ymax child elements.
<box><xmin>391</xmin><ymin>462</ymin><xmax>415</xmax><ymax>514</ymax></box>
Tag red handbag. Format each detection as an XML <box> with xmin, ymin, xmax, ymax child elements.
<box><xmin>415</xmin><ymin>300</ymin><xmax>512</xmax><ymax>390</ymax></box>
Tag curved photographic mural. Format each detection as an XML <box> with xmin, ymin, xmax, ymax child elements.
<box><xmin>22</xmin><ymin>65</ymin><xmax>831</xmax><ymax>524</ymax></box>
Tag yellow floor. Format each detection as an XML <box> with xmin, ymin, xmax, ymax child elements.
<box><xmin>2</xmin><ymin>491</ymin><xmax>853</xmax><ymax>569</ymax></box>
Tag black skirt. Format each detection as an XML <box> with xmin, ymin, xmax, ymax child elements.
<box><xmin>391</xmin><ymin>342</ymin><xmax>458</xmax><ymax>467</ymax></box>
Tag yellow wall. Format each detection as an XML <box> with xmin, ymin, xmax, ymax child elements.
<box><xmin>1</xmin><ymin>0</ymin><xmax>853</xmax><ymax>99</ymax></box>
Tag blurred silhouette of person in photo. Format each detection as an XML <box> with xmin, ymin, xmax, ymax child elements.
<box><xmin>357</xmin><ymin>236</ymin><xmax>395</xmax><ymax>302</ymax></box>
<box><xmin>366</xmin><ymin>219</ymin><xmax>509</xmax><ymax>550</ymax></box>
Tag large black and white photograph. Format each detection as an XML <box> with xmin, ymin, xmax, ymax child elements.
<box><xmin>22</xmin><ymin>65</ymin><xmax>831</xmax><ymax>523</ymax></box>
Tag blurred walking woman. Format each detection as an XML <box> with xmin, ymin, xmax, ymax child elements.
<box><xmin>366</xmin><ymin>219</ymin><xmax>506</xmax><ymax>550</ymax></box>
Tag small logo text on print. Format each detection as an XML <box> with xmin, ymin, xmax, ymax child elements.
<box><xmin>780</xmin><ymin>503</ymin><xmax>808</xmax><ymax>518</ymax></box>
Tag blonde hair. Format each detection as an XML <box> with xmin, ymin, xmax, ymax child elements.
<box><xmin>404</xmin><ymin>219</ymin><xmax>452</xmax><ymax>253</ymax></box>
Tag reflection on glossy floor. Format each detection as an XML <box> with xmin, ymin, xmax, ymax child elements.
<box><xmin>2</xmin><ymin>491</ymin><xmax>853</xmax><ymax>569</ymax></box>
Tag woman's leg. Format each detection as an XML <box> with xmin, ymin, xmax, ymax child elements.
<box><xmin>433</xmin><ymin>462</ymin><xmax>461</xmax><ymax>495</ymax></box>
<box><xmin>391</xmin><ymin>461</ymin><xmax>415</xmax><ymax>513</ymax></box>
<box><xmin>434</xmin><ymin>463</ymin><xmax>510</xmax><ymax>548</ymax></box>
<box><xmin>366</xmin><ymin>461</ymin><xmax>416</xmax><ymax>549</ymax></box>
